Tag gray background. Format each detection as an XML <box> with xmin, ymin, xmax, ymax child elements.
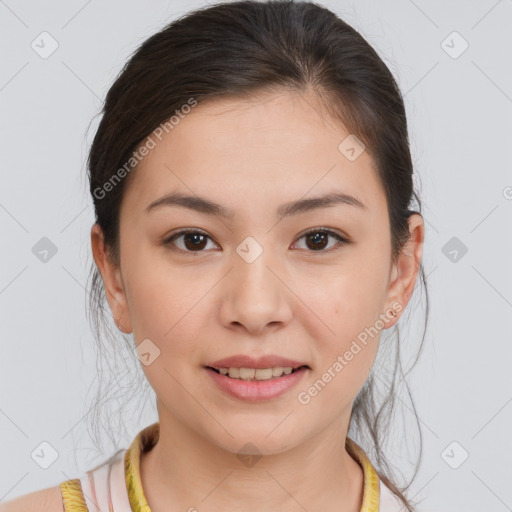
<box><xmin>1</xmin><ymin>0</ymin><xmax>511</xmax><ymax>510</ymax></box>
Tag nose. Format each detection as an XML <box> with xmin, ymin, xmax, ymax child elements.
<box><xmin>218</xmin><ymin>243</ymin><xmax>293</xmax><ymax>335</ymax></box>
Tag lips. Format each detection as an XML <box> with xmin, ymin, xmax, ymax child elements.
<box><xmin>204</xmin><ymin>364</ymin><xmax>309</xmax><ymax>401</ymax></box>
<box><xmin>204</xmin><ymin>354</ymin><xmax>310</xmax><ymax>370</ymax></box>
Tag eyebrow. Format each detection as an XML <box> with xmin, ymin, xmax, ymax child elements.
<box><xmin>146</xmin><ymin>191</ymin><xmax>367</xmax><ymax>219</ymax></box>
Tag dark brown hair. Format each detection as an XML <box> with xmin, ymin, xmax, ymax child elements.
<box><xmin>84</xmin><ymin>1</ymin><xmax>429</xmax><ymax>510</ymax></box>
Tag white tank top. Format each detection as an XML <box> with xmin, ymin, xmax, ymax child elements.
<box><xmin>78</xmin><ymin>449</ymin><xmax>132</xmax><ymax>511</ymax></box>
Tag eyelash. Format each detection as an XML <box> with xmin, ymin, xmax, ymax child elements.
<box><xmin>163</xmin><ymin>228</ymin><xmax>350</xmax><ymax>255</ymax></box>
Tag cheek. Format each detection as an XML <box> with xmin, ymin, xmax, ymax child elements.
<box><xmin>304</xmin><ymin>259</ymin><xmax>388</xmax><ymax>374</ymax></box>
<box><xmin>124</xmin><ymin>257</ymin><xmax>215</xmax><ymax>380</ymax></box>
<box><xmin>314</xmin><ymin>258</ymin><xmax>387</xmax><ymax>329</ymax></box>
<box><xmin>129</xmin><ymin>278</ymin><xmax>203</xmax><ymax>351</ymax></box>
<box><xmin>123</xmin><ymin>241</ymin><xmax>201</xmax><ymax>336</ymax></box>
<box><xmin>125</xmin><ymin>268</ymin><xmax>207</xmax><ymax>409</ymax></box>
<box><xmin>299</xmin><ymin>294</ymin><xmax>380</xmax><ymax>414</ymax></box>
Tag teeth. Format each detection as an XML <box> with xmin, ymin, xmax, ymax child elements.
<box><xmin>228</xmin><ymin>367</ymin><xmax>240</xmax><ymax>379</ymax></box>
<box><xmin>217</xmin><ymin>366</ymin><xmax>299</xmax><ymax>380</ymax></box>
<box><xmin>254</xmin><ymin>368</ymin><xmax>273</xmax><ymax>380</ymax></box>
<box><xmin>272</xmin><ymin>366</ymin><xmax>283</xmax><ymax>377</ymax></box>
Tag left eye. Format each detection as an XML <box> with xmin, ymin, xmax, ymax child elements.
<box><xmin>163</xmin><ymin>228</ymin><xmax>349</xmax><ymax>254</ymax></box>
<box><xmin>292</xmin><ymin>229</ymin><xmax>348</xmax><ymax>252</ymax></box>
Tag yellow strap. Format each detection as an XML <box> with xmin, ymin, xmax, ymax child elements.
<box><xmin>60</xmin><ymin>478</ymin><xmax>89</xmax><ymax>511</ymax></box>
<box><xmin>124</xmin><ymin>423</ymin><xmax>157</xmax><ymax>512</ymax></box>
<box><xmin>346</xmin><ymin>437</ymin><xmax>380</xmax><ymax>511</ymax></box>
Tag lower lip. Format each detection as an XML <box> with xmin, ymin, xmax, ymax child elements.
<box><xmin>204</xmin><ymin>366</ymin><xmax>308</xmax><ymax>402</ymax></box>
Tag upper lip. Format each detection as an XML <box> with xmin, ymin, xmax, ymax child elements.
<box><xmin>205</xmin><ymin>354</ymin><xmax>309</xmax><ymax>370</ymax></box>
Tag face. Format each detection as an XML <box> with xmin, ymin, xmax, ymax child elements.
<box><xmin>92</xmin><ymin>90</ymin><xmax>423</xmax><ymax>455</ymax></box>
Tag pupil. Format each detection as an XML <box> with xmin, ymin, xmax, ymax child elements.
<box><xmin>307</xmin><ymin>232</ymin><xmax>327</xmax><ymax>250</ymax></box>
<box><xmin>185</xmin><ymin>233</ymin><xmax>207</xmax><ymax>251</ymax></box>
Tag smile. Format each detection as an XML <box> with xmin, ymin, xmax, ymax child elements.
<box><xmin>204</xmin><ymin>365</ymin><xmax>309</xmax><ymax>401</ymax></box>
<box><xmin>207</xmin><ymin>365</ymin><xmax>308</xmax><ymax>381</ymax></box>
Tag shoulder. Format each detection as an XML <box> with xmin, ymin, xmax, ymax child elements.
<box><xmin>379</xmin><ymin>480</ymin><xmax>406</xmax><ymax>511</ymax></box>
<box><xmin>0</xmin><ymin>485</ymin><xmax>63</xmax><ymax>512</ymax></box>
<box><xmin>380</xmin><ymin>480</ymin><xmax>429</xmax><ymax>512</ymax></box>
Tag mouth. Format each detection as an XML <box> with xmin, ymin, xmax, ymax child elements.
<box><xmin>204</xmin><ymin>365</ymin><xmax>310</xmax><ymax>381</ymax></box>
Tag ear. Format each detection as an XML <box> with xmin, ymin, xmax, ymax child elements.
<box><xmin>383</xmin><ymin>213</ymin><xmax>424</xmax><ymax>328</ymax></box>
<box><xmin>90</xmin><ymin>223</ymin><xmax>132</xmax><ymax>333</ymax></box>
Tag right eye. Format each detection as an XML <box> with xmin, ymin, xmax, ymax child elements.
<box><xmin>163</xmin><ymin>229</ymin><xmax>219</xmax><ymax>254</ymax></box>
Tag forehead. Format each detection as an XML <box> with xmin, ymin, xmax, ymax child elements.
<box><xmin>121</xmin><ymin>91</ymin><xmax>386</xmax><ymax>219</ymax></box>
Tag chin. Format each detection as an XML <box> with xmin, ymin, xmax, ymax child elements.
<box><xmin>203</xmin><ymin>421</ymin><xmax>304</xmax><ymax>457</ymax></box>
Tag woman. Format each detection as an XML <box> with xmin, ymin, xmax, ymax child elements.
<box><xmin>1</xmin><ymin>1</ymin><xmax>428</xmax><ymax>510</ymax></box>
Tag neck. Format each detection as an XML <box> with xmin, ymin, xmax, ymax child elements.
<box><xmin>139</xmin><ymin>409</ymin><xmax>364</xmax><ymax>512</ymax></box>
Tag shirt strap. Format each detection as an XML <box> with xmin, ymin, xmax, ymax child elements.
<box><xmin>60</xmin><ymin>478</ymin><xmax>89</xmax><ymax>512</ymax></box>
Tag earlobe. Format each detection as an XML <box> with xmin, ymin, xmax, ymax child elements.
<box><xmin>90</xmin><ymin>223</ymin><xmax>133</xmax><ymax>333</ymax></box>
<box><xmin>383</xmin><ymin>214</ymin><xmax>424</xmax><ymax>327</ymax></box>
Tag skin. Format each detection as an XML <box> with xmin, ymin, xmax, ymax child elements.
<box><xmin>90</xmin><ymin>89</ymin><xmax>424</xmax><ymax>512</ymax></box>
